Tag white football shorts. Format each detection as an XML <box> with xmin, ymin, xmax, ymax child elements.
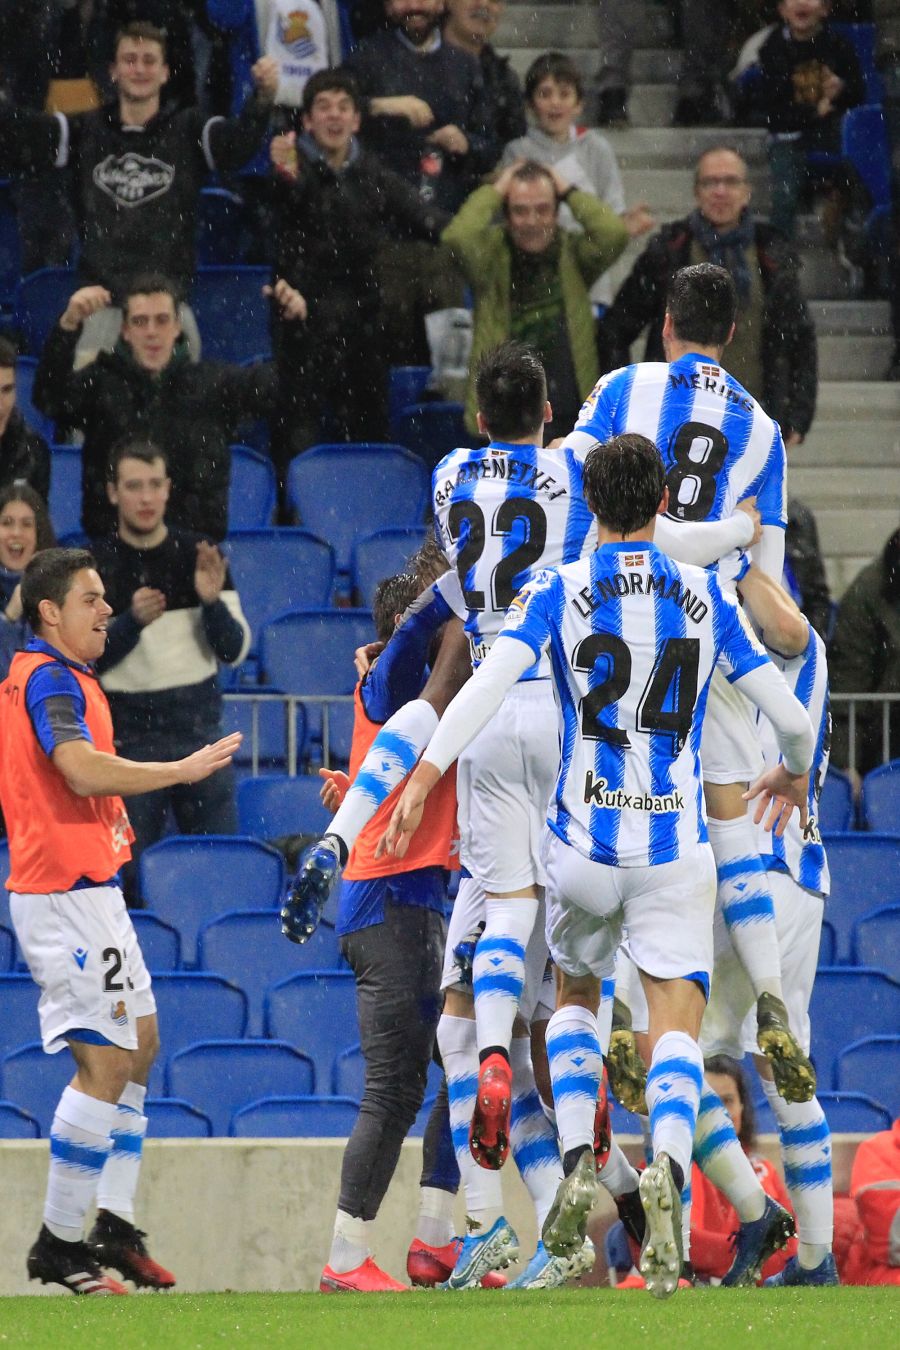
<box><xmin>441</xmin><ymin>874</ymin><xmax>550</xmax><ymax>1024</ymax></box>
<box><xmin>700</xmin><ymin>668</ymin><xmax>766</xmax><ymax>785</ymax></box>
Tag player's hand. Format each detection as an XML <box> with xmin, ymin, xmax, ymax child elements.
<box><xmin>251</xmin><ymin>56</ymin><xmax>280</xmax><ymax>101</ymax></box>
<box><xmin>194</xmin><ymin>541</ymin><xmax>227</xmax><ymax>604</ymax></box>
<box><xmin>354</xmin><ymin>640</ymin><xmax>384</xmax><ymax>680</ymax></box>
<box><xmin>375</xmin><ymin>761</ymin><xmax>442</xmax><ymax>859</ymax></box>
<box><xmin>176</xmin><ymin>732</ymin><xmax>243</xmax><ymax>783</ymax></box>
<box><xmin>743</xmin><ymin>764</ymin><xmax>809</xmax><ymax>837</ymax></box>
<box><xmin>319</xmin><ymin>767</ymin><xmax>350</xmax><ymax>813</ymax></box>
<box><xmin>263</xmin><ymin>278</ymin><xmax>307</xmax><ymax>322</ymax></box>
<box><xmin>784</xmin><ymin>430</ymin><xmax>804</xmax><ymax>449</ymax></box>
<box><xmin>60</xmin><ymin>286</ymin><xmax>112</xmax><ymax>332</ymax></box>
<box><xmin>736</xmin><ymin>496</ymin><xmax>762</xmax><ymax>547</ymax></box>
<box><xmin>427</xmin><ymin>123</ymin><xmax>469</xmax><ymax>156</ymax></box>
<box><xmin>622</xmin><ymin>202</ymin><xmax>654</xmax><ymax>238</ymax></box>
<box><xmin>821</xmin><ymin>68</ymin><xmax>844</xmax><ymax>102</ymax></box>
<box><xmin>270</xmin><ymin>130</ymin><xmax>299</xmax><ymax>180</ymax></box>
<box><xmin>3</xmin><ymin>582</ymin><xmax>23</xmax><ymax>623</ymax></box>
<box><xmin>372</xmin><ymin>94</ymin><xmax>434</xmax><ymax>128</ymax></box>
<box><xmin>130</xmin><ymin>586</ymin><xmax>167</xmax><ymax>626</ymax></box>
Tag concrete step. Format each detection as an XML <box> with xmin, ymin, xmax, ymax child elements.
<box><xmin>633</xmin><ymin>48</ymin><xmax>683</xmax><ymax>84</ymax></box>
<box><xmin>825</xmin><ymin>555</ymin><xmax>870</xmax><ymax>598</ymax></box>
<box><xmin>789</xmin><ymin>466</ymin><xmax>900</xmax><ymax>502</ymax></box>
<box><xmin>813</xmin><ymin>381</ymin><xmax>900</xmax><ymax>419</ymax></box>
<box><xmin>603</xmin><ymin>126</ymin><xmax>767</xmax><ymax>169</ymax></box>
<box><xmin>817</xmin><ymin>334</ymin><xmax>895</xmax><ymax>381</ymax></box>
<box><xmin>497</xmin><ymin>3</ymin><xmax>672</xmax><ymax>49</ymax></box>
<box><xmin>811</xmin><ymin>300</ymin><xmax>891</xmax><ymax>336</ymax></box>
<box><xmin>814</xmin><ymin>506</ymin><xmax>899</xmax><ymax>555</ymax></box>
<box><xmin>794</xmin><ymin>421</ymin><xmax>900</xmax><ymax>467</ymax></box>
<box><xmin>799</xmin><ymin>247</ymin><xmax>868</xmax><ymax>301</ymax></box>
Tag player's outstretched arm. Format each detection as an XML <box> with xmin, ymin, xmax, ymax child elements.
<box><xmin>737</xmin><ymin>565</ymin><xmax>809</xmax><ymax>658</ymax></box>
<box><xmin>52</xmin><ymin>733</ymin><xmax>242</xmax><ymax>799</ymax></box>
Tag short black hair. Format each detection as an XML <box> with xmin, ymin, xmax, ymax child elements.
<box><xmin>109</xmin><ymin>437</ymin><xmax>169</xmax><ymax>482</ymax></box>
<box><xmin>21</xmin><ymin>547</ymin><xmax>97</xmax><ymax>633</ymax></box>
<box><xmin>704</xmin><ymin>1054</ymin><xmax>756</xmax><ymax>1151</ymax></box>
<box><xmin>122</xmin><ymin>273</ymin><xmax>180</xmax><ymax>315</ymax></box>
<box><xmin>0</xmin><ymin>336</ymin><xmax>18</xmax><ymax>369</ymax></box>
<box><xmin>666</xmin><ymin>263</ymin><xmax>737</xmax><ymax>348</ymax></box>
<box><xmin>115</xmin><ymin>21</ymin><xmax>168</xmax><ymax>61</ymax></box>
<box><xmin>524</xmin><ymin>51</ymin><xmax>584</xmax><ymax>103</ymax></box>
<box><xmin>475</xmin><ymin>341</ymin><xmax>547</xmax><ymax>441</ymax></box>
<box><xmin>582</xmin><ymin>433</ymin><xmax>666</xmax><ymax>536</ymax></box>
<box><xmin>372</xmin><ymin>573</ymin><xmax>420</xmax><ymax>644</ymax></box>
<box><xmin>302</xmin><ymin>68</ymin><xmax>362</xmax><ymax>115</ymax></box>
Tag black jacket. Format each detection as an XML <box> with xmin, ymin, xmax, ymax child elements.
<box><xmin>758</xmin><ymin>23</ymin><xmax>865</xmax><ymax>139</ymax></box>
<box><xmin>785</xmin><ymin>497</ymin><xmax>831</xmax><ymax>640</ymax></box>
<box><xmin>33</xmin><ymin>325</ymin><xmax>276</xmax><ymax>539</ymax></box>
<box><xmin>598</xmin><ymin>217</ymin><xmax>818</xmax><ymax>439</ymax></box>
<box><xmin>479</xmin><ymin>45</ymin><xmax>526</xmax><ymax>148</ymax></box>
<box><xmin>0</xmin><ymin>410</ymin><xmax>50</xmax><ymax>502</ymax></box>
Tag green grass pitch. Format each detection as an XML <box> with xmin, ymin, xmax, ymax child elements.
<box><xmin>0</xmin><ymin>1287</ymin><xmax>896</xmax><ymax>1349</ymax></box>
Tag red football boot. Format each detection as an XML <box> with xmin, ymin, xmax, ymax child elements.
<box><xmin>406</xmin><ymin>1238</ymin><xmax>506</xmax><ymax>1288</ymax></box>
<box><xmin>320</xmin><ymin>1257</ymin><xmax>408</xmax><ymax>1292</ymax></box>
<box><xmin>594</xmin><ymin>1065</ymin><xmax>612</xmax><ymax>1170</ymax></box>
<box><xmin>27</xmin><ymin>1226</ymin><xmax>129</xmax><ymax>1295</ymax></box>
<box><xmin>88</xmin><ymin>1210</ymin><xmax>175</xmax><ymax>1289</ymax></box>
<box><xmin>469</xmin><ymin>1054</ymin><xmax>512</xmax><ymax>1170</ymax></box>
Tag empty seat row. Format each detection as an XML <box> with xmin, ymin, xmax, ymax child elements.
<box><xmin>819</xmin><ymin>762</ymin><xmax>900</xmax><ymax>834</ymax></box>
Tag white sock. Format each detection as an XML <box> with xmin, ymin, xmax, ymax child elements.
<box><xmin>760</xmin><ymin>1078</ymin><xmax>833</xmax><ymax>1263</ymax></box>
<box><xmin>508</xmin><ymin>1037</ymin><xmax>563</xmax><ymax>1230</ymax></box>
<box><xmin>95</xmin><ymin>1081</ymin><xmax>147</xmax><ymax>1224</ymax></box>
<box><xmin>473</xmin><ymin>897</ymin><xmax>539</xmax><ymax>1057</ymax></box>
<box><xmin>546</xmin><ymin>1005</ymin><xmax>603</xmax><ymax>1156</ymax></box>
<box><xmin>328</xmin><ymin>1210</ymin><xmax>369</xmax><ymax>1274</ymax></box>
<box><xmin>693</xmin><ymin>1081</ymin><xmax>766</xmax><ymax>1222</ymax></box>
<box><xmin>645</xmin><ymin>1032</ymin><xmax>703</xmax><ymax>1182</ymax></box>
<box><xmin>597</xmin><ymin>976</ymin><xmax>616</xmax><ymax>1055</ymax></box>
<box><xmin>707</xmin><ymin>816</ymin><xmax>783</xmax><ymax>1001</ymax></box>
<box><xmin>437</xmin><ymin>1014</ymin><xmax>503</xmax><ymax>1232</ymax></box>
<box><xmin>328</xmin><ymin>700</ymin><xmax>438</xmax><ymax>853</ymax></box>
<box><xmin>415</xmin><ymin>1186</ymin><xmax>455</xmax><ymax>1249</ymax></box>
<box><xmin>597</xmin><ymin>1137</ymin><xmax>640</xmax><ymax>1199</ymax></box>
<box><xmin>44</xmin><ymin>1087</ymin><xmax>118</xmax><ymax>1241</ymax></box>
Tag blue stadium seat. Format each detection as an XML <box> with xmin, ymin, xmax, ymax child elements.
<box><xmin>130</xmin><ymin>911</ymin><xmax>181</xmax><ymax>972</ymax></box>
<box><xmin>2</xmin><ymin>1043</ymin><xmax>73</xmax><ymax>1134</ymax></box>
<box><xmin>0</xmin><ymin>837</ymin><xmax>8</xmax><ymax>888</ymax></box>
<box><xmin>0</xmin><ymin>974</ymin><xmax>40</xmax><ymax>1060</ymax></box>
<box><xmin>285</xmin><ymin>443</ymin><xmax>428</xmax><ymax>575</ymax></box>
<box><xmin>0</xmin><ymin>180</ymin><xmax>21</xmax><ymax>304</ymax></box>
<box><xmin>842</xmin><ymin>104</ymin><xmax>892</xmax><ymax>214</ymax></box>
<box><xmin>196</xmin><ymin>187</ymin><xmax>252</xmax><ymax>267</ymax></box>
<box><xmin>0</xmin><ymin>922</ymin><xmax>15</xmax><ymax>972</ymax></box>
<box><xmin>48</xmin><ymin>445</ymin><xmax>83</xmax><ymax>539</ymax></box>
<box><xmin>234</xmin><ymin>357</ymin><xmax>272</xmax><ymax>453</ymax></box>
<box><xmin>352</xmin><ymin>527</ymin><xmax>428</xmax><ymax>608</ymax></box>
<box><xmin>861</xmin><ymin>760</ymin><xmax>900</xmax><ymax>834</ymax></box>
<box><xmin>166</xmin><ymin>1039</ymin><xmax>315</xmax><ymax>1135</ymax></box>
<box><xmin>0</xmin><ymin>1100</ymin><xmax>41</xmax><ymax>1139</ymax></box>
<box><xmin>221</xmin><ymin>691</ymin><xmax>302</xmax><ymax>772</ymax></box>
<box><xmin>265</xmin><ymin>970</ymin><xmax>359</xmax><ymax>1091</ymax></box>
<box><xmin>15</xmin><ymin>357</ymin><xmax>55</xmax><ymax>441</ymax></box>
<box><xmin>146</xmin><ymin>1097</ymin><xmax>213</xmax><ymax>1138</ymax></box>
<box><xmin>836</xmin><ymin>1036</ymin><xmax>900</xmax><ymax>1117</ymax></box>
<box><xmin>392</xmin><ymin>402</ymin><xmax>469</xmax><ymax>472</ymax></box>
<box><xmin>189</xmin><ymin>266</ymin><xmax>272</xmax><ymax>363</ymax></box>
<box><xmin>237</xmin><ymin>774</ymin><xmax>333</xmax><ymax>842</ymax></box>
<box><xmin>818</xmin><ymin>769</ymin><xmax>854</xmax><ymax>833</ymax></box>
<box><xmin>818</xmin><ymin>1091</ymin><xmax>892</xmax><ymax>1133</ymax></box>
<box><xmin>833</xmin><ymin>24</ymin><xmax>883</xmax><ymax>104</ymax></box>
<box><xmin>138</xmin><ymin>835</ymin><xmax>286</xmax><ymax>965</ymax></box>
<box><xmin>809</xmin><ymin>967</ymin><xmax>900</xmax><ymax>1088</ymax></box>
<box><xmin>14</xmin><ymin>267</ymin><xmax>75</xmax><ymax>356</ymax></box>
<box><xmin>230</xmin><ymin>1094</ymin><xmax>359</xmax><ymax>1137</ymax></box>
<box><xmin>853</xmin><ymin>904</ymin><xmax>900</xmax><ymax>977</ymax></box>
<box><xmin>225</xmin><ymin>529</ymin><xmax>335</xmax><ymax>645</ymax></box>
<box><xmin>228</xmin><ymin>446</ymin><xmax>277</xmax><ymax>530</ymax></box>
<box><xmin>197</xmin><ymin>908</ymin><xmax>343</xmax><ymax>1036</ymax></box>
<box><xmin>148</xmin><ymin>972</ymin><xmax>249</xmax><ymax>1094</ymax></box>
<box><xmin>333</xmin><ymin>1042</ymin><xmax>364</xmax><ymax>1098</ymax></box>
<box><xmin>820</xmin><ymin>833</ymin><xmax>900</xmax><ymax>962</ymax></box>
<box><xmin>388</xmin><ymin>365</ymin><xmax>432</xmax><ymax>428</ymax></box>
<box><xmin>605</xmin><ymin>1221</ymin><xmax>634</xmax><ymax>1282</ymax></box>
<box><xmin>818</xmin><ymin>918</ymin><xmax>836</xmax><ymax>967</ymax></box>
<box><xmin>609</xmin><ymin>1098</ymin><xmax>646</xmax><ymax>1136</ymax></box>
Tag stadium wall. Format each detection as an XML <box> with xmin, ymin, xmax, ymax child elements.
<box><xmin>0</xmin><ymin>1137</ymin><xmax>861</xmax><ymax>1294</ymax></box>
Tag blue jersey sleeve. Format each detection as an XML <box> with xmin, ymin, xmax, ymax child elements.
<box><xmin>571</xmin><ymin>366</ymin><xmax>634</xmax><ymax>446</ymax></box>
<box><xmin>712</xmin><ymin>584</ymin><xmax>769</xmax><ymax>684</ymax></box>
<box><xmin>497</xmin><ymin>568</ymin><xmax>558</xmax><ymax>660</ymax></box>
<box><xmin>24</xmin><ymin>662</ymin><xmax>92</xmax><ymax>756</ymax></box>
<box><xmin>361</xmin><ymin>578</ymin><xmax>455</xmax><ymax>723</ymax></box>
<box><xmin>743</xmin><ymin>430</ymin><xmax>787</xmax><ymax>528</ymax></box>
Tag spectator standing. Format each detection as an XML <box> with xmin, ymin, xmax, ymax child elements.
<box><xmin>0</xmin><ymin>484</ymin><xmax>56</xmax><ymax>684</ymax></box>
<box><xmin>90</xmin><ymin>2</ymin><xmax>204</xmax><ymax>109</ymax></box>
<box><xmin>0</xmin><ymin>338</ymin><xmax>50</xmax><ymax>503</ymax></box>
<box><xmin>598</xmin><ymin>146</ymin><xmax>818</xmax><ymax>447</ymax></box>
<box><xmin>442</xmin><ymin>0</ymin><xmax>526</xmax><ymax>147</ymax></box>
<box><xmin>92</xmin><ymin>441</ymin><xmax>251</xmax><ymax>899</ymax></box>
<box><xmin>32</xmin><ymin>273</ymin><xmax>305</xmax><ymax>540</ymax></box>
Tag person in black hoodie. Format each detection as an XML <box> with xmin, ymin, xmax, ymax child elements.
<box><xmin>33</xmin><ymin>272</ymin><xmax>306</xmax><ymax>539</ymax></box>
<box><xmin>0</xmin><ymin>338</ymin><xmax>50</xmax><ymax>503</ymax></box>
<box><xmin>0</xmin><ymin>20</ymin><xmax>279</xmax><ymax>361</ymax></box>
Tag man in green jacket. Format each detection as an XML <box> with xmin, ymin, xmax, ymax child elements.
<box><xmin>442</xmin><ymin>158</ymin><xmax>628</xmax><ymax>438</ymax></box>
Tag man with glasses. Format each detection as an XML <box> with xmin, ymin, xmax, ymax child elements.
<box><xmin>596</xmin><ymin>146</ymin><xmax>817</xmax><ymax>448</ymax></box>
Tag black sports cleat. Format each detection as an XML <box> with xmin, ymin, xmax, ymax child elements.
<box><xmin>615</xmin><ymin>1185</ymin><xmax>647</xmax><ymax>1266</ymax></box>
<box><xmin>27</xmin><ymin>1224</ymin><xmax>128</xmax><ymax>1295</ymax></box>
<box><xmin>281</xmin><ymin>837</ymin><xmax>342</xmax><ymax>944</ymax></box>
<box><xmin>721</xmin><ymin>1196</ymin><xmax>796</xmax><ymax>1287</ymax></box>
<box><xmin>88</xmin><ymin>1209</ymin><xmax>175</xmax><ymax>1289</ymax></box>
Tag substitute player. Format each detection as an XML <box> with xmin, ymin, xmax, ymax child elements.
<box><xmin>381</xmin><ymin>434</ymin><xmax>815</xmax><ymax>1298</ymax></box>
<box><xmin>0</xmin><ymin>548</ymin><xmax>239</xmax><ymax>1295</ymax></box>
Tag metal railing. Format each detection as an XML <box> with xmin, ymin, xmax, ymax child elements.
<box><xmin>831</xmin><ymin>693</ymin><xmax>900</xmax><ymax>776</ymax></box>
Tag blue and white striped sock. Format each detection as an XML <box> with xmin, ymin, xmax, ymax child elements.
<box><xmin>693</xmin><ymin>1082</ymin><xmax>766</xmax><ymax>1221</ymax></box>
<box><xmin>546</xmin><ymin>1005</ymin><xmax>603</xmax><ymax>1157</ymax></box>
<box><xmin>681</xmin><ymin>1169</ymin><xmax>693</xmax><ymax>1259</ymax></box>
<box><xmin>96</xmin><ymin>1081</ymin><xmax>148</xmax><ymax>1223</ymax></box>
<box><xmin>761</xmin><ymin>1078</ymin><xmax>833</xmax><ymax>1264</ymax></box>
<box><xmin>437</xmin><ymin>1013</ymin><xmax>503</xmax><ymax>1231</ymax></box>
<box><xmin>473</xmin><ymin>898</ymin><xmax>539</xmax><ymax>1057</ymax></box>
<box><xmin>708</xmin><ymin>817</ymin><xmax>783</xmax><ymax>1001</ymax></box>
<box><xmin>597</xmin><ymin>976</ymin><xmax>616</xmax><ymax>1056</ymax></box>
<box><xmin>509</xmin><ymin>1037</ymin><xmax>562</xmax><ymax>1229</ymax></box>
<box><xmin>645</xmin><ymin>1032</ymin><xmax>704</xmax><ymax>1181</ymax></box>
<box><xmin>329</xmin><ymin>699</ymin><xmax>438</xmax><ymax>853</ymax></box>
<box><xmin>44</xmin><ymin>1086</ymin><xmax>118</xmax><ymax>1241</ymax></box>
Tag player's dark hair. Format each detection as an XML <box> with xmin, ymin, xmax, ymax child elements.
<box><xmin>0</xmin><ymin>483</ymin><xmax>57</xmax><ymax>554</ymax></box>
<box><xmin>21</xmin><ymin>547</ymin><xmax>97</xmax><ymax>633</ymax></box>
<box><xmin>0</xmin><ymin>336</ymin><xmax>18</xmax><ymax>369</ymax></box>
<box><xmin>109</xmin><ymin>437</ymin><xmax>169</xmax><ymax>482</ymax></box>
<box><xmin>302</xmin><ymin>68</ymin><xmax>362</xmax><ymax>115</ymax></box>
<box><xmin>372</xmin><ymin>573</ymin><xmax>420</xmax><ymax>644</ymax></box>
<box><xmin>666</xmin><ymin>263</ymin><xmax>737</xmax><ymax>348</ymax></box>
<box><xmin>475</xmin><ymin>341</ymin><xmax>547</xmax><ymax>441</ymax></box>
<box><xmin>582</xmin><ymin>433</ymin><xmax>666</xmax><ymax>536</ymax></box>
<box><xmin>122</xmin><ymin>273</ymin><xmax>180</xmax><ymax>316</ymax></box>
<box><xmin>115</xmin><ymin>21</ymin><xmax>168</xmax><ymax>61</ymax></box>
<box><xmin>704</xmin><ymin>1054</ymin><xmax>756</xmax><ymax>1151</ymax></box>
<box><xmin>408</xmin><ymin>533</ymin><xmax>448</xmax><ymax>590</ymax></box>
<box><xmin>524</xmin><ymin>51</ymin><xmax>584</xmax><ymax>103</ymax></box>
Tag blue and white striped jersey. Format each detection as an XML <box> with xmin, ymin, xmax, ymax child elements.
<box><xmin>755</xmin><ymin>626</ymin><xmax>831</xmax><ymax>898</ymax></box>
<box><xmin>566</xmin><ymin>356</ymin><xmax>787</xmax><ymax>532</ymax></box>
<box><xmin>498</xmin><ymin>541</ymin><xmax>769</xmax><ymax>867</ymax></box>
<box><xmin>432</xmin><ymin>441</ymin><xmax>594</xmax><ymax>677</ymax></box>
